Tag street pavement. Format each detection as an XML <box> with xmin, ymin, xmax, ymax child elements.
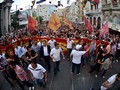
<box><xmin>0</xmin><ymin>60</ymin><xmax>120</xmax><ymax>90</ymax></box>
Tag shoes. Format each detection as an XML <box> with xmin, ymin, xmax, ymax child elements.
<box><xmin>90</xmin><ymin>87</ymin><xmax>94</xmax><ymax>90</ymax></box>
<box><xmin>10</xmin><ymin>87</ymin><xmax>13</xmax><ymax>90</ymax></box>
<box><xmin>71</xmin><ymin>72</ymin><xmax>73</xmax><ymax>74</ymax></box>
<box><xmin>77</xmin><ymin>73</ymin><xmax>80</xmax><ymax>75</ymax></box>
<box><xmin>29</xmin><ymin>86</ymin><xmax>35</xmax><ymax>90</ymax></box>
<box><xmin>32</xmin><ymin>86</ymin><xmax>35</xmax><ymax>90</ymax></box>
<box><xmin>95</xmin><ymin>74</ymin><xmax>98</xmax><ymax>78</ymax></box>
<box><xmin>103</xmin><ymin>76</ymin><xmax>105</xmax><ymax>78</ymax></box>
<box><xmin>29</xmin><ymin>87</ymin><xmax>32</xmax><ymax>90</ymax></box>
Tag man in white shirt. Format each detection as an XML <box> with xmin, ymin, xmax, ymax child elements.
<box><xmin>70</xmin><ymin>44</ymin><xmax>90</xmax><ymax>75</ymax></box>
<box><xmin>50</xmin><ymin>43</ymin><xmax>65</xmax><ymax>76</ymax></box>
<box><xmin>48</xmin><ymin>37</ymin><xmax>56</xmax><ymax>49</ymax></box>
<box><xmin>100</xmin><ymin>72</ymin><xmax>120</xmax><ymax>90</ymax></box>
<box><xmin>40</xmin><ymin>40</ymin><xmax>51</xmax><ymax>72</ymax></box>
<box><xmin>28</xmin><ymin>61</ymin><xmax>48</xmax><ymax>88</ymax></box>
<box><xmin>67</xmin><ymin>37</ymin><xmax>74</xmax><ymax>60</ymax></box>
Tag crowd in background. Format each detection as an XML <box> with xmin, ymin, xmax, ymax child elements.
<box><xmin>0</xmin><ymin>24</ymin><xmax>120</xmax><ymax>90</ymax></box>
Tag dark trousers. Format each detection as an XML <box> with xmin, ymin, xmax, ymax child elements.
<box><xmin>102</xmin><ymin>69</ymin><xmax>107</xmax><ymax>76</ymax></box>
<box><xmin>72</xmin><ymin>63</ymin><xmax>81</xmax><ymax>74</ymax></box>
<box><xmin>54</xmin><ymin>61</ymin><xmax>60</xmax><ymax>75</ymax></box>
<box><xmin>22</xmin><ymin>80</ymin><xmax>33</xmax><ymax>88</ymax></box>
<box><xmin>4</xmin><ymin>76</ymin><xmax>13</xmax><ymax>87</ymax></box>
<box><xmin>15</xmin><ymin>79</ymin><xmax>24</xmax><ymax>90</ymax></box>
<box><xmin>44</xmin><ymin>56</ymin><xmax>51</xmax><ymax>71</ymax></box>
<box><xmin>89</xmin><ymin>63</ymin><xmax>101</xmax><ymax>74</ymax></box>
<box><xmin>35</xmin><ymin>78</ymin><xmax>46</xmax><ymax>87</ymax></box>
<box><xmin>67</xmin><ymin>49</ymin><xmax>72</xmax><ymax>60</ymax></box>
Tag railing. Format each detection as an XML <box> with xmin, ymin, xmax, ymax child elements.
<box><xmin>102</xmin><ymin>4</ymin><xmax>111</xmax><ymax>8</ymax></box>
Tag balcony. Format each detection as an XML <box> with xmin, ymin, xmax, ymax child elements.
<box><xmin>102</xmin><ymin>4</ymin><xmax>111</xmax><ymax>10</ymax></box>
<box><xmin>85</xmin><ymin>9</ymin><xmax>102</xmax><ymax>15</ymax></box>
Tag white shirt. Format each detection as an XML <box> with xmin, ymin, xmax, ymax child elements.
<box><xmin>37</xmin><ymin>42</ymin><xmax>41</xmax><ymax>47</ymax></box>
<box><xmin>15</xmin><ymin>46</ymin><xmax>23</xmax><ymax>58</ymax></box>
<box><xmin>43</xmin><ymin>46</ymin><xmax>49</xmax><ymax>56</ymax></box>
<box><xmin>21</xmin><ymin>47</ymin><xmax>27</xmax><ymax>55</ymax></box>
<box><xmin>67</xmin><ymin>39</ymin><xmax>74</xmax><ymax>49</ymax></box>
<box><xmin>28</xmin><ymin>64</ymin><xmax>46</xmax><ymax>79</ymax></box>
<box><xmin>101</xmin><ymin>74</ymin><xmax>117</xmax><ymax>90</ymax></box>
<box><xmin>117</xmin><ymin>43</ymin><xmax>120</xmax><ymax>50</ymax></box>
<box><xmin>48</xmin><ymin>40</ymin><xmax>56</xmax><ymax>49</ymax></box>
<box><xmin>50</xmin><ymin>47</ymin><xmax>62</xmax><ymax>62</ymax></box>
<box><xmin>71</xmin><ymin>50</ymin><xmax>86</xmax><ymax>64</ymax></box>
<box><xmin>0</xmin><ymin>54</ymin><xmax>7</xmax><ymax>65</ymax></box>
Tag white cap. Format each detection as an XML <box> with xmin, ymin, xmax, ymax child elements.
<box><xmin>76</xmin><ymin>44</ymin><xmax>82</xmax><ymax>50</ymax></box>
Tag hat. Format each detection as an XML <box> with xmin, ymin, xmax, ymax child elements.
<box><xmin>76</xmin><ymin>45</ymin><xmax>82</xmax><ymax>50</ymax></box>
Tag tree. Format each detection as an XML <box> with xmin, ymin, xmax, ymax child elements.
<box><xmin>36</xmin><ymin>16</ymin><xmax>43</xmax><ymax>24</ymax></box>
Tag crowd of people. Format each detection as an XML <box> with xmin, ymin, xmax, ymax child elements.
<box><xmin>0</xmin><ymin>24</ymin><xmax>120</xmax><ymax>90</ymax></box>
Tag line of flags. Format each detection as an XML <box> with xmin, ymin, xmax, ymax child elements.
<box><xmin>28</xmin><ymin>14</ymin><xmax>108</xmax><ymax>38</ymax></box>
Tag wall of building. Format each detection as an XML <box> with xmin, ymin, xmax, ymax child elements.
<box><xmin>36</xmin><ymin>4</ymin><xmax>56</xmax><ymax>21</ymax></box>
<box><xmin>102</xmin><ymin>0</ymin><xmax>120</xmax><ymax>30</ymax></box>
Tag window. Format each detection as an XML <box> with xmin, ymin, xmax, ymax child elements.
<box><xmin>91</xmin><ymin>5</ymin><xmax>93</xmax><ymax>10</ymax></box>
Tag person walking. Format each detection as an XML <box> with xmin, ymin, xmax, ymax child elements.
<box><xmin>101</xmin><ymin>55</ymin><xmax>113</xmax><ymax>78</ymax></box>
<box><xmin>66</xmin><ymin>37</ymin><xmax>74</xmax><ymax>61</ymax></box>
<box><xmin>99</xmin><ymin>72</ymin><xmax>120</xmax><ymax>90</ymax></box>
<box><xmin>9</xmin><ymin>61</ymin><xmax>35</xmax><ymax>90</ymax></box>
<box><xmin>40</xmin><ymin>40</ymin><xmax>51</xmax><ymax>72</ymax></box>
<box><xmin>28</xmin><ymin>61</ymin><xmax>48</xmax><ymax>88</ymax></box>
<box><xmin>50</xmin><ymin>43</ymin><xmax>65</xmax><ymax>76</ymax></box>
<box><xmin>70</xmin><ymin>44</ymin><xmax>91</xmax><ymax>75</ymax></box>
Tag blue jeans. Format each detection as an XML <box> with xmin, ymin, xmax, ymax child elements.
<box><xmin>34</xmin><ymin>78</ymin><xmax>45</xmax><ymax>87</ymax></box>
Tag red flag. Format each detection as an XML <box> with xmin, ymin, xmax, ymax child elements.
<box><xmin>99</xmin><ymin>21</ymin><xmax>109</xmax><ymax>38</ymax></box>
<box><xmin>28</xmin><ymin>16</ymin><xmax>37</xmax><ymax>31</ymax></box>
<box><xmin>94</xmin><ymin>0</ymin><xmax>99</xmax><ymax>4</ymax></box>
<box><xmin>84</xmin><ymin>16</ymin><xmax>93</xmax><ymax>34</ymax></box>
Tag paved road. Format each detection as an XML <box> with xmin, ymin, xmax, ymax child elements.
<box><xmin>0</xmin><ymin>60</ymin><xmax>120</xmax><ymax>90</ymax></box>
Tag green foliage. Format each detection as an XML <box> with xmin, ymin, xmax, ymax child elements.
<box><xmin>11</xmin><ymin>14</ymin><xmax>19</xmax><ymax>30</ymax></box>
<box><xmin>36</xmin><ymin>16</ymin><xmax>43</xmax><ymax>21</ymax></box>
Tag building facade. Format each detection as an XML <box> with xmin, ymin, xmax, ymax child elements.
<box><xmin>84</xmin><ymin>0</ymin><xmax>102</xmax><ymax>29</ymax></box>
<box><xmin>63</xmin><ymin>0</ymin><xmax>84</xmax><ymax>23</ymax></box>
<box><xmin>0</xmin><ymin>0</ymin><xmax>13</xmax><ymax>36</ymax></box>
<box><xmin>36</xmin><ymin>4</ymin><xmax>56</xmax><ymax>21</ymax></box>
<box><xmin>102</xmin><ymin>0</ymin><xmax>120</xmax><ymax>30</ymax></box>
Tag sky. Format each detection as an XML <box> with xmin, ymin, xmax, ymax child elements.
<box><xmin>11</xmin><ymin>0</ymin><xmax>76</xmax><ymax>11</ymax></box>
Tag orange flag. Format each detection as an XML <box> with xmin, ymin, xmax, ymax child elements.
<box><xmin>28</xmin><ymin>16</ymin><xmax>38</xmax><ymax>30</ymax></box>
<box><xmin>63</xmin><ymin>18</ymin><xmax>73</xmax><ymax>29</ymax></box>
<box><xmin>48</xmin><ymin>13</ymin><xmax>61</xmax><ymax>31</ymax></box>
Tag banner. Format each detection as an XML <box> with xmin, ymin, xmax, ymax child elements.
<box><xmin>0</xmin><ymin>36</ymin><xmax>109</xmax><ymax>54</ymax></box>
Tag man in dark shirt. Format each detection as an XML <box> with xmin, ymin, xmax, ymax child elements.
<box><xmin>26</xmin><ymin>46</ymin><xmax>38</xmax><ymax>63</ymax></box>
<box><xmin>89</xmin><ymin>51</ymin><xmax>106</xmax><ymax>78</ymax></box>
